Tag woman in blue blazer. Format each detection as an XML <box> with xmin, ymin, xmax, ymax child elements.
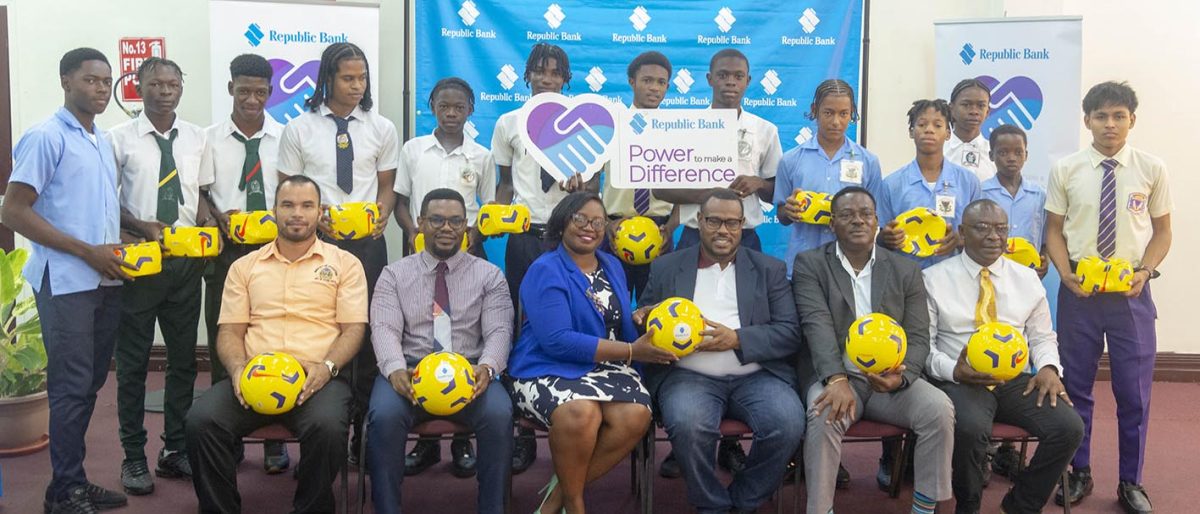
<box><xmin>508</xmin><ymin>191</ymin><xmax>676</xmax><ymax>514</ymax></box>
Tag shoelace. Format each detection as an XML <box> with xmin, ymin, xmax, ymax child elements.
<box><xmin>123</xmin><ymin>460</ymin><xmax>150</xmax><ymax>475</ymax></box>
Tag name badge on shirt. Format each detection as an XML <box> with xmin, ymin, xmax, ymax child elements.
<box><xmin>460</xmin><ymin>167</ymin><xmax>477</xmax><ymax>186</ymax></box>
<box><xmin>840</xmin><ymin>160</ymin><xmax>863</xmax><ymax>184</ymax></box>
<box><xmin>963</xmin><ymin>150</ymin><xmax>979</xmax><ymax>168</ymax></box>
<box><xmin>935</xmin><ymin>194</ymin><xmax>956</xmax><ymax>218</ymax></box>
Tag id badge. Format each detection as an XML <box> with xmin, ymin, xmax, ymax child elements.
<box><xmin>935</xmin><ymin>194</ymin><xmax>956</xmax><ymax>218</ymax></box>
<box><xmin>840</xmin><ymin>160</ymin><xmax>863</xmax><ymax>184</ymax></box>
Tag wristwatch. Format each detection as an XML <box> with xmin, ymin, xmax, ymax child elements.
<box><xmin>482</xmin><ymin>364</ymin><xmax>496</xmax><ymax>381</ymax></box>
<box><xmin>1134</xmin><ymin>267</ymin><xmax>1160</xmax><ymax>280</ymax></box>
<box><xmin>323</xmin><ymin>359</ymin><xmax>339</xmax><ymax>377</ymax></box>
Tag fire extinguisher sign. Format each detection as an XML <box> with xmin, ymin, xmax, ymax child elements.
<box><xmin>118</xmin><ymin>37</ymin><xmax>166</xmax><ymax>102</ymax></box>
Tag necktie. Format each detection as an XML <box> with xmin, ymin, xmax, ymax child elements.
<box><xmin>231</xmin><ymin>132</ymin><xmax>267</xmax><ymax>211</ymax></box>
<box><xmin>633</xmin><ymin>188</ymin><xmax>651</xmax><ymax>215</ymax></box>
<box><xmin>1097</xmin><ymin>158</ymin><xmax>1118</xmax><ymax>258</ymax></box>
<box><xmin>154</xmin><ymin>129</ymin><xmax>183</xmax><ymax>225</ymax></box>
<box><xmin>328</xmin><ymin>114</ymin><xmax>355</xmax><ymax>194</ymax></box>
<box><xmin>540</xmin><ymin>167</ymin><xmax>556</xmax><ymax>193</ymax></box>
<box><xmin>975</xmin><ymin>267</ymin><xmax>997</xmax><ymax>327</ymax></box>
<box><xmin>433</xmin><ymin>261</ymin><xmax>452</xmax><ymax>352</ymax></box>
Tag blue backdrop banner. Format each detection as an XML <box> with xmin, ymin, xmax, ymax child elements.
<box><xmin>415</xmin><ymin>0</ymin><xmax>866</xmax><ymax>265</ymax></box>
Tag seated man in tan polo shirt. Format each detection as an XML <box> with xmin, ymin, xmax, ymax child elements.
<box><xmin>185</xmin><ymin>175</ymin><xmax>368</xmax><ymax>514</ymax></box>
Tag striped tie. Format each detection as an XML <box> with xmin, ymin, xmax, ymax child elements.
<box><xmin>633</xmin><ymin>188</ymin><xmax>651</xmax><ymax>215</ymax></box>
<box><xmin>1097</xmin><ymin>158</ymin><xmax>1118</xmax><ymax>258</ymax></box>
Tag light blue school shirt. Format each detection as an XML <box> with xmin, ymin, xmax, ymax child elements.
<box><xmin>980</xmin><ymin>176</ymin><xmax>1047</xmax><ymax>251</ymax></box>
<box><xmin>878</xmin><ymin>159</ymin><xmax>981</xmax><ymax>268</ymax></box>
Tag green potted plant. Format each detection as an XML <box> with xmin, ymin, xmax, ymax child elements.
<box><xmin>0</xmin><ymin>247</ymin><xmax>49</xmax><ymax>455</ymax></box>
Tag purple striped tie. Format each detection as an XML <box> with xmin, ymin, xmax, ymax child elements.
<box><xmin>1097</xmin><ymin>158</ymin><xmax>1118</xmax><ymax>258</ymax></box>
<box><xmin>633</xmin><ymin>188</ymin><xmax>651</xmax><ymax>215</ymax></box>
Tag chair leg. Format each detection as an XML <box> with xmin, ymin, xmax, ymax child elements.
<box><xmin>888</xmin><ymin>435</ymin><xmax>906</xmax><ymax>498</ymax></box>
<box><xmin>1061</xmin><ymin>468</ymin><xmax>1071</xmax><ymax>514</ymax></box>
<box><xmin>357</xmin><ymin>426</ymin><xmax>369</xmax><ymax>514</ymax></box>
<box><xmin>643</xmin><ymin>431</ymin><xmax>656</xmax><ymax>514</ymax></box>
<box><xmin>1018</xmin><ymin>440</ymin><xmax>1029</xmax><ymax>475</ymax></box>
<box><xmin>793</xmin><ymin>447</ymin><xmax>803</xmax><ymax>514</ymax></box>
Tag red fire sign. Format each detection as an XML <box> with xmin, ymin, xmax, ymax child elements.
<box><xmin>118</xmin><ymin>37</ymin><xmax>166</xmax><ymax>102</ymax></box>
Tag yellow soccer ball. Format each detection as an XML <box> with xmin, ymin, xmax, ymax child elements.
<box><xmin>791</xmin><ymin>190</ymin><xmax>834</xmax><ymax>225</ymax></box>
<box><xmin>966</xmin><ymin>322</ymin><xmax>1029</xmax><ymax>382</ymax></box>
<box><xmin>412</xmin><ymin>352</ymin><xmax>476</xmax><ymax>416</ymax></box>
<box><xmin>477</xmin><ymin>204</ymin><xmax>532</xmax><ymax>236</ymax></box>
<box><xmin>113</xmin><ymin>242</ymin><xmax>162</xmax><ymax>277</ymax></box>
<box><xmin>328</xmin><ymin>202</ymin><xmax>380</xmax><ymax>241</ymax></box>
<box><xmin>612</xmin><ymin>217</ymin><xmax>664</xmax><ymax>265</ymax></box>
<box><xmin>239</xmin><ymin>352</ymin><xmax>307</xmax><ymax>415</ymax></box>
<box><xmin>1075</xmin><ymin>256</ymin><xmax>1133</xmax><ymax>293</ymax></box>
<box><xmin>228</xmin><ymin>210</ymin><xmax>278</xmax><ymax>244</ymax></box>
<box><xmin>895</xmin><ymin>207</ymin><xmax>948</xmax><ymax>258</ymax></box>
<box><xmin>413</xmin><ymin>232</ymin><xmax>469</xmax><ymax>253</ymax></box>
<box><xmin>1004</xmin><ymin>237</ymin><xmax>1041</xmax><ymax>269</ymax></box>
<box><xmin>845</xmin><ymin>313</ymin><xmax>908</xmax><ymax>374</ymax></box>
<box><xmin>645</xmin><ymin>297</ymin><xmax>705</xmax><ymax>358</ymax></box>
<box><xmin>162</xmin><ymin>226</ymin><xmax>220</xmax><ymax>258</ymax></box>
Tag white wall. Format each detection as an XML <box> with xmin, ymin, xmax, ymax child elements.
<box><xmin>5</xmin><ymin>0</ymin><xmax>1196</xmax><ymax>353</ymax></box>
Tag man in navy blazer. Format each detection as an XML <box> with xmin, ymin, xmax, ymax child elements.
<box><xmin>635</xmin><ymin>189</ymin><xmax>803</xmax><ymax>514</ymax></box>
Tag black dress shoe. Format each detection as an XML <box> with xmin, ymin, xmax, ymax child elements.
<box><xmin>659</xmin><ymin>451</ymin><xmax>682</xmax><ymax>479</ymax></box>
<box><xmin>1118</xmin><ymin>481</ymin><xmax>1153</xmax><ymax>513</ymax></box>
<box><xmin>263</xmin><ymin>440</ymin><xmax>290</xmax><ymax>474</ymax></box>
<box><xmin>405</xmin><ymin>439</ymin><xmax>441</xmax><ymax>476</ymax></box>
<box><xmin>717</xmin><ymin>438</ymin><xmax>747</xmax><ymax>474</ymax></box>
<box><xmin>450</xmin><ymin>437</ymin><xmax>478</xmax><ymax>478</ymax></box>
<box><xmin>836</xmin><ymin>464</ymin><xmax>850</xmax><ymax>489</ymax></box>
<box><xmin>1054</xmin><ymin>467</ymin><xmax>1093</xmax><ymax>506</ymax></box>
<box><xmin>512</xmin><ymin>429</ymin><xmax>537</xmax><ymax>475</ymax></box>
<box><xmin>991</xmin><ymin>442</ymin><xmax>1023</xmax><ymax>480</ymax></box>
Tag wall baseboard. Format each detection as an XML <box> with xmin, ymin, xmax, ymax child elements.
<box><xmin>125</xmin><ymin>348</ymin><xmax>1200</xmax><ymax>383</ymax></box>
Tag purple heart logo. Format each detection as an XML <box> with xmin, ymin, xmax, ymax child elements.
<box><xmin>518</xmin><ymin>93</ymin><xmax>619</xmax><ymax>182</ymax></box>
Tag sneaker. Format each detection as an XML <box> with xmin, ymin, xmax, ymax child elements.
<box><xmin>263</xmin><ymin>440</ymin><xmax>291</xmax><ymax>474</ymax></box>
<box><xmin>991</xmin><ymin>443</ymin><xmax>1023</xmax><ymax>480</ymax></box>
<box><xmin>120</xmin><ymin>460</ymin><xmax>154</xmax><ymax>496</ymax></box>
<box><xmin>512</xmin><ymin>430</ymin><xmax>537</xmax><ymax>475</ymax></box>
<box><xmin>659</xmin><ymin>451</ymin><xmax>682</xmax><ymax>479</ymax></box>
<box><xmin>404</xmin><ymin>439</ymin><xmax>441</xmax><ymax>476</ymax></box>
<box><xmin>47</xmin><ymin>485</ymin><xmax>97</xmax><ymax>514</ymax></box>
<box><xmin>717</xmin><ymin>438</ymin><xmax>747</xmax><ymax>474</ymax></box>
<box><xmin>156</xmin><ymin>448</ymin><xmax>192</xmax><ymax>479</ymax></box>
<box><xmin>836</xmin><ymin>464</ymin><xmax>850</xmax><ymax>489</ymax></box>
<box><xmin>83</xmin><ymin>483</ymin><xmax>127</xmax><ymax>510</ymax></box>
<box><xmin>450</xmin><ymin>438</ymin><xmax>477</xmax><ymax>478</ymax></box>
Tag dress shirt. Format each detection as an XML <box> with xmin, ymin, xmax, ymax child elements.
<box><xmin>1045</xmin><ymin>144</ymin><xmax>1172</xmax><ymax>267</ymax></box>
<box><xmin>981</xmin><ymin>176</ymin><xmax>1046</xmax><ymax>250</ymax></box>
<box><xmin>199</xmin><ymin>115</ymin><xmax>283</xmax><ymax>212</ymax></box>
<box><xmin>395</xmin><ymin>133</ymin><xmax>496</xmax><ymax>226</ymax></box>
<box><xmin>923</xmin><ymin>252</ymin><xmax>1060</xmax><ymax>383</ymax></box>
<box><xmin>277</xmin><ymin>104</ymin><xmax>400</xmax><ymax>205</ymax></box>
<box><xmin>109</xmin><ymin>113</ymin><xmax>209</xmax><ymax>227</ymax></box>
<box><xmin>371</xmin><ymin>250</ymin><xmax>513</xmax><ymax>379</ymax></box>
<box><xmin>944</xmin><ymin>132</ymin><xmax>996</xmax><ymax>182</ymax></box>
<box><xmin>835</xmin><ymin>243</ymin><xmax>876</xmax><ymax>375</ymax></box>
<box><xmin>680</xmin><ymin>109</ymin><xmax>782</xmax><ymax>230</ymax></box>
<box><xmin>10</xmin><ymin>107</ymin><xmax>122</xmax><ymax>294</ymax></box>
<box><xmin>679</xmin><ymin>259</ymin><xmax>761</xmax><ymax>376</ymax></box>
<box><xmin>878</xmin><ymin>158</ymin><xmax>982</xmax><ymax>268</ymax></box>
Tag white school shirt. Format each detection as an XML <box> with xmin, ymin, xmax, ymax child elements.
<box><xmin>109</xmin><ymin>114</ymin><xmax>210</xmax><ymax>227</ymax></box>
<box><xmin>680</xmin><ymin>109</ymin><xmax>782</xmax><ymax>229</ymax></box>
<box><xmin>678</xmin><ymin>260</ymin><xmax>762</xmax><ymax>376</ymax></box>
<box><xmin>277</xmin><ymin>104</ymin><xmax>400</xmax><ymax>205</ymax></box>
<box><xmin>395</xmin><ymin>133</ymin><xmax>496</xmax><ymax>226</ymax></box>
<box><xmin>199</xmin><ymin>116</ymin><xmax>283</xmax><ymax>212</ymax></box>
<box><xmin>923</xmin><ymin>253</ymin><xmax>1061</xmax><ymax>383</ymax></box>
<box><xmin>491</xmin><ymin>110</ymin><xmax>567</xmax><ymax>225</ymax></box>
<box><xmin>944</xmin><ymin>132</ymin><xmax>996</xmax><ymax>182</ymax></box>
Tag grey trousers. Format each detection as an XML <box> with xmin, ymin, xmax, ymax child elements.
<box><xmin>803</xmin><ymin>375</ymin><xmax>956</xmax><ymax>514</ymax></box>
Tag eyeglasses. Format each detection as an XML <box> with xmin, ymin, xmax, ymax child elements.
<box><xmin>424</xmin><ymin>215</ymin><xmax>467</xmax><ymax>229</ymax></box>
<box><xmin>701</xmin><ymin>216</ymin><xmax>744</xmax><ymax>231</ymax></box>
<box><xmin>969</xmin><ymin>223</ymin><xmax>1010</xmax><ymax>236</ymax></box>
<box><xmin>570</xmin><ymin>213</ymin><xmax>607</xmax><ymax>231</ymax></box>
<box><xmin>833</xmin><ymin>210</ymin><xmax>876</xmax><ymax>223</ymax></box>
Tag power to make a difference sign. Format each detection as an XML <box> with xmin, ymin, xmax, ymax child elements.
<box><xmin>610</xmin><ymin>109</ymin><xmax>739</xmax><ymax>189</ymax></box>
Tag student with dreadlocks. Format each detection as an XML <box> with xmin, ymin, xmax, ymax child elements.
<box><xmin>196</xmin><ymin>53</ymin><xmax>286</xmax><ymax>472</ymax></box>
<box><xmin>945</xmin><ymin>78</ymin><xmax>997</xmax><ymax>182</ymax></box>
<box><xmin>108</xmin><ymin>56</ymin><xmax>213</xmax><ymax>495</ymax></box>
<box><xmin>491</xmin><ymin>42</ymin><xmax>591</xmax><ymax>474</ymax></box>
<box><xmin>394</xmin><ymin>77</ymin><xmax>495</xmax><ymax>478</ymax></box>
<box><xmin>277</xmin><ymin>41</ymin><xmax>399</xmax><ymax>466</ymax></box>
<box><xmin>877</xmin><ymin>99</ymin><xmax>981</xmax><ymax>270</ymax></box>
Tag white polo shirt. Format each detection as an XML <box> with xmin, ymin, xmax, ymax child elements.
<box><xmin>944</xmin><ymin>132</ymin><xmax>996</xmax><ymax>182</ymax></box>
<box><xmin>395</xmin><ymin>132</ymin><xmax>496</xmax><ymax>226</ymax></box>
<box><xmin>200</xmin><ymin>116</ymin><xmax>283</xmax><ymax>213</ymax></box>
<box><xmin>109</xmin><ymin>114</ymin><xmax>210</xmax><ymax>227</ymax></box>
<box><xmin>678</xmin><ymin>259</ymin><xmax>761</xmax><ymax>377</ymax></box>
<box><xmin>1045</xmin><ymin>144</ymin><xmax>1173</xmax><ymax>267</ymax></box>
<box><xmin>680</xmin><ymin>109</ymin><xmax>782</xmax><ymax>229</ymax></box>
<box><xmin>491</xmin><ymin>110</ymin><xmax>567</xmax><ymax>225</ymax></box>
<box><xmin>277</xmin><ymin>104</ymin><xmax>400</xmax><ymax>205</ymax></box>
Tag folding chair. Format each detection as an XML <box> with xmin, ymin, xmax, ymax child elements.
<box><xmin>990</xmin><ymin>422</ymin><xmax>1072</xmax><ymax>514</ymax></box>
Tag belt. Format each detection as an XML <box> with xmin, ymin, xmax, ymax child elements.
<box><xmin>608</xmin><ymin>214</ymin><xmax>670</xmax><ymax>226</ymax></box>
<box><xmin>527</xmin><ymin>223</ymin><xmax>548</xmax><ymax>238</ymax></box>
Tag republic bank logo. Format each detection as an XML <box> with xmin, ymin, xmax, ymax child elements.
<box><xmin>673</xmin><ymin>68</ymin><xmax>695</xmax><ymax>94</ymax></box>
<box><xmin>630</xmin><ymin>6</ymin><xmax>651</xmax><ymax>32</ymax></box>
<box><xmin>245</xmin><ymin>23</ymin><xmax>265</xmax><ymax>47</ymax></box>
<box><xmin>585</xmin><ymin>67</ymin><xmax>606</xmax><ymax>92</ymax></box>
<box><xmin>464</xmin><ymin>120</ymin><xmax>479</xmax><ymax>140</ymax></box>
<box><xmin>458</xmin><ymin>1</ymin><xmax>480</xmax><ymax>26</ymax></box>
<box><xmin>714</xmin><ymin>7</ymin><xmax>736</xmax><ymax>33</ymax></box>
<box><xmin>978</xmin><ymin>75</ymin><xmax>1044</xmax><ymax>134</ymax></box>
<box><xmin>794</xmin><ymin>127</ymin><xmax>814</xmax><ymax>146</ymax></box>
<box><xmin>799</xmin><ymin>8</ymin><xmax>820</xmax><ymax>33</ymax></box>
<box><xmin>960</xmin><ymin>43</ymin><xmax>977</xmax><ymax>65</ymax></box>
<box><xmin>545</xmin><ymin>3</ymin><xmax>565</xmax><ymax>29</ymax></box>
<box><xmin>629</xmin><ymin>113</ymin><xmax>647</xmax><ymax>134</ymax></box>
<box><xmin>760</xmin><ymin>69</ymin><xmax>781</xmax><ymax>95</ymax></box>
<box><xmin>497</xmin><ymin>64</ymin><xmax>519</xmax><ymax>90</ymax></box>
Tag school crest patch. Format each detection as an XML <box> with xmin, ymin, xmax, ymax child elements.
<box><xmin>1126</xmin><ymin>192</ymin><xmax>1148</xmax><ymax>215</ymax></box>
<box><xmin>314</xmin><ymin>264</ymin><xmax>338</xmax><ymax>284</ymax></box>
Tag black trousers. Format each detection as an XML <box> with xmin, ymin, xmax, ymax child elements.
<box><xmin>503</xmin><ymin>230</ymin><xmax>555</xmax><ymax>312</ymax></box>
<box><xmin>186</xmin><ymin>378</ymin><xmax>352</xmax><ymax>514</ymax></box>
<box><xmin>115</xmin><ymin>257</ymin><xmax>204</xmax><ymax>462</ymax></box>
<box><xmin>935</xmin><ymin>374</ymin><xmax>1084</xmax><ymax>514</ymax></box>
<box><xmin>204</xmin><ymin>241</ymin><xmax>263</xmax><ymax>384</ymax></box>
<box><xmin>321</xmin><ymin>235</ymin><xmax>387</xmax><ymax>436</ymax></box>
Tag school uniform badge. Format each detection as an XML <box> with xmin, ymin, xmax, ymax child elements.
<box><xmin>1126</xmin><ymin>192</ymin><xmax>1148</xmax><ymax>215</ymax></box>
<box><xmin>314</xmin><ymin>264</ymin><xmax>338</xmax><ymax>283</ymax></box>
<box><xmin>336</xmin><ymin>133</ymin><xmax>350</xmax><ymax>150</ymax></box>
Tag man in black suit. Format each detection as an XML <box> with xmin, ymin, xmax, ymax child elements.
<box><xmin>792</xmin><ymin>186</ymin><xmax>954</xmax><ymax>514</ymax></box>
<box><xmin>634</xmin><ymin>188</ymin><xmax>803</xmax><ymax>514</ymax></box>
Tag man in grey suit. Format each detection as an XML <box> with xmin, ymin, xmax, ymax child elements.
<box><xmin>792</xmin><ymin>186</ymin><xmax>955</xmax><ymax>514</ymax></box>
<box><xmin>634</xmin><ymin>188</ymin><xmax>803</xmax><ymax>514</ymax></box>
